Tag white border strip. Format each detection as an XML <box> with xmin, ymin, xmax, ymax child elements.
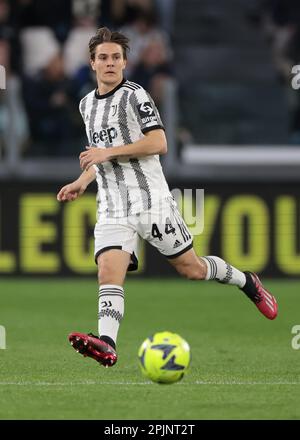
<box><xmin>182</xmin><ymin>145</ymin><xmax>300</xmax><ymax>165</ymax></box>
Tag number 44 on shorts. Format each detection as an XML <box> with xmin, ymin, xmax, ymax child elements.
<box><xmin>151</xmin><ymin>218</ymin><xmax>176</xmax><ymax>241</ymax></box>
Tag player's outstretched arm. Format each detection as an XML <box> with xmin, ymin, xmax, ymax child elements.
<box><xmin>57</xmin><ymin>167</ymin><xmax>96</xmax><ymax>202</ymax></box>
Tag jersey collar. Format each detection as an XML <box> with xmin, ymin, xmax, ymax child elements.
<box><xmin>95</xmin><ymin>78</ymin><xmax>126</xmax><ymax>99</ymax></box>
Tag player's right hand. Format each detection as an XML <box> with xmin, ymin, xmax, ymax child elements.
<box><xmin>56</xmin><ymin>181</ymin><xmax>86</xmax><ymax>202</ymax></box>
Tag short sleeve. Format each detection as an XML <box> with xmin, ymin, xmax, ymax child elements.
<box><xmin>129</xmin><ymin>87</ymin><xmax>165</xmax><ymax>134</ymax></box>
<box><xmin>79</xmin><ymin>95</ymin><xmax>88</xmax><ymax>122</ymax></box>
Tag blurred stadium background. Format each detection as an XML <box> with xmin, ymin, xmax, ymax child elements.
<box><xmin>0</xmin><ymin>0</ymin><xmax>300</xmax><ymax>421</ymax></box>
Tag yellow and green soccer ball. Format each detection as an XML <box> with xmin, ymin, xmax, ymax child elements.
<box><xmin>138</xmin><ymin>331</ymin><xmax>191</xmax><ymax>384</ymax></box>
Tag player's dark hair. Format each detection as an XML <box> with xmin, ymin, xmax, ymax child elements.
<box><xmin>89</xmin><ymin>27</ymin><xmax>130</xmax><ymax>60</ymax></box>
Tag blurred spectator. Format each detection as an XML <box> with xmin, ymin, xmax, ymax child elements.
<box><xmin>130</xmin><ymin>35</ymin><xmax>173</xmax><ymax>106</ymax></box>
<box><xmin>2</xmin><ymin>0</ymin><xmax>174</xmax><ymax>158</ymax></box>
<box><xmin>63</xmin><ymin>27</ymin><xmax>95</xmax><ymax>74</ymax></box>
<box><xmin>72</xmin><ymin>0</ymin><xmax>101</xmax><ymax>26</ymax></box>
<box><xmin>153</xmin><ymin>0</ymin><xmax>175</xmax><ymax>36</ymax></box>
<box><xmin>0</xmin><ymin>0</ymin><xmax>12</xmax><ymax>39</ymax></box>
<box><xmin>0</xmin><ymin>0</ymin><xmax>17</xmax><ymax>71</ymax></box>
<box><xmin>262</xmin><ymin>0</ymin><xmax>300</xmax><ymax>80</ymax></box>
<box><xmin>99</xmin><ymin>0</ymin><xmax>156</xmax><ymax>28</ymax></box>
<box><xmin>122</xmin><ymin>8</ymin><xmax>172</xmax><ymax>77</ymax></box>
<box><xmin>22</xmin><ymin>52</ymin><xmax>80</xmax><ymax>156</ymax></box>
<box><xmin>128</xmin><ymin>0</ymin><xmax>153</xmax><ymax>13</ymax></box>
<box><xmin>10</xmin><ymin>0</ymin><xmax>72</xmax><ymax>42</ymax></box>
<box><xmin>262</xmin><ymin>0</ymin><xmax>300</xmax><ymax>143</ymax></box>
<box><xmin>20</xmin><ymin>27</ymin><xmax>60</xmax><ymax>76</ymax></box>
<box><xmin>69</xmin><ymin>63</ymin><xmax>96</xmax><ymax>103</ymax></box>
<box><xmin>0</xmin><ymin>3</ymin><xmax>10</xmax><ymax>84</ymax></box>
<box><xmin>64</xmin><ymin>2</ymin><xmax>102</xmax><ymax>105</ymax></box>
<box><xmin>0</xmin><ymin>0</ymin><xmax>29</xmax><ymax>160</ymax></box>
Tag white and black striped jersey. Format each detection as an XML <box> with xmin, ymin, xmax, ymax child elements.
<box><xmin>79</xmin><ymin>79</ymin><xmax>172</xmax><ymax>218</ymax></box>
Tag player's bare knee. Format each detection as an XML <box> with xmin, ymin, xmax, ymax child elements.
<box><xmin>98</xmin><ymin>272</ymin><xmax>115</xmax><ymax>285</ymax></box>
<box><xmin>97</xmin><ymin>264</ymin><xmax>114</xmax><ymax>285</ymax></box>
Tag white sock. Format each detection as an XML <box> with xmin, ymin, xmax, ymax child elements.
<box><xmin>98</xmin><ymin>284</ymin><xmax>124</xmax><ymax>345</ymax></box>
<box><xmin>201</xmin><ymin>256</ymin><xmax>246</xmax><ymax>288</ymax></box>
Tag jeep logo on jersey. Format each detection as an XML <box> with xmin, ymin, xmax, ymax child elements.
<box><xmin>89</xmin><ymin>127</ymin><xmax>118</xmax><ymax>145</ymax></box>
<box><xmin>137</xmin><ymin>102</ymin><xmax>158</xmax><ymax>124</ymax></box>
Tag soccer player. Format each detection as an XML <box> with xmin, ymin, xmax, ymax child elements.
<box><xmin>57</xmin><ymin>27</ymin><xmax>278</xmax><ymax>368</ymax></box>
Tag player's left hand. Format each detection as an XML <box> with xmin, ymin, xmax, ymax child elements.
<box><xmin>79</xmin><ymin>146</ymin><xmax>110</xmax><ymax>170</ymax></box>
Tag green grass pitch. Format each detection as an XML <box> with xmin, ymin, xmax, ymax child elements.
<box><xmin>0</xmin><ymin>278</ymin><xmax>299</xmax><ymax>420</ymax></box>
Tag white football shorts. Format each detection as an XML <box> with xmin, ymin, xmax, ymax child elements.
<box><xmin>94</xmin><ymin>197</ymin><xmax>193</xmax><ymax>271</ymax></box>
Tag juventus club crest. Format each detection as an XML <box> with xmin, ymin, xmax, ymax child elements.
<box><xmin>111</xmin><ymin>104</ymin><xmax>118</xmax><ymax>117</ymax></box>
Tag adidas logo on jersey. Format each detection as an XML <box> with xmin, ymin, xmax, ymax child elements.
<box><xmin>173</xmin><ymin>240</ymin><xmax>182</xmax><ymax>249</ymax></box>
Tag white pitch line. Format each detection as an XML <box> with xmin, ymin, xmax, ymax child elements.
<box><xmin>195</xmin><ymin>381</ymin><xmax>300</xmax><ymax>385</ymax></box>
<box><xmin>0</xmin><ymin>381</ymin><xmax>152</xmax><ymax>386</ymax></box>
<box><xmin>0</xmin><ymin>381</ymin><xmax>299</xmax><ymax>386</ymax></box>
